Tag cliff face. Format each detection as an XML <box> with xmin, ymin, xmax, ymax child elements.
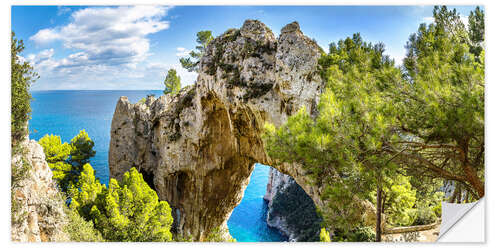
<box><xmin>109</xmin><ymin>20</ymin><xmax>375</xmax><ymax>240</ymax></box>
<box><xmin>11</xmin><ymin>138</ymin><xmax>68</xmax><ymax>242</ymax></box>
<box><xmin>264</xmin><ymin>168</ymin><xmax>322</xmax><ymax>242</ymax></box>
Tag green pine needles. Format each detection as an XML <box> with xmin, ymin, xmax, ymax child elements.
<box><xmin>39</xmin><ymin>131</ymin><xmax>174</xmax><ymax>242</ymax></box>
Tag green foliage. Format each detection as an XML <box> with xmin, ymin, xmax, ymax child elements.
<box><xmin>64</xmin><ymin>207</ymin><xmax>104</xmax><ymax>242</ymax></box>
<box><xmin>331</xmin><ymin>226</ymin><xmax>375</xmax><ymax>242</ymax></box>
<box><xmin>39</xmin><ymin>134</ymin><xmax>72</xmax><ymax>163</ymax></box>
<box><xmin>164</xmin><ymin>68</ymin><xmax>181</xmax><ymax>95</ymax></box>
<box><xmin>371</xmin><ymin>174</ymin><xmax>417</xmax><ymax>226</ymax></box>
<box><xmin>269</xmin><ymin>180</ymin><xmax>322</xmax><ymax>241</ymax></box>
<box><xmin>432</xmin><ymin>201</ymin><xmax>442</xmax><ymax>218</ymax></box>
<box><xmin>411</xmin><ymin>187</ymin><xmax>444</xmax><ymax>225</ymax></box>
<box><xmin>412</xmin><ymin>206</ymin><xmax>437</xmax><ymax>225</ymax></box>
<box><xmin>468</xmin><ymin>7</ymin><xmax>484</xmax><ymax>59</ymax></box>
<box><xmin>319</xmin><ymin>228</ymin><xmax>331</xmax><ymax>242</ymax></box>
<box><xmin>11</xmin><ymin>31</ymin><xmax>38</xmax><ymax>144</ymax></box>
<box><xmin>180</xmin><ymin>30</ymin><xmax>214</xmax><ymax>72</ymax></box>
<box><xmin>70</xmin><ymin>130</ymin><xmax>96</xmax><ymax>167</ymax></box>
<box><xmin>70</xmin><ymin>167</ymin><xmax>174</xmax><ymax>242</ymax></box>
<box><xmin>204</xmin><ymin>227</ymin><xmax>236</xmax><ymax>242</ymax></box>
<box><xmin>263</xmin><ymin>33</ymin><xmax>401</xmax><ymax>235</ymax></box>
<box><xmin>39</xmin><ymin>131</ymin><xmax>96</xmax><ymax>191</ymax></box>
<box><xmin>68</xmin><ymin>164</ymin><xmax>106</xmax><ymax>216</ymax></box>
<box><xmin>395</xmin><ymin>5</ymin><xmax>484</xmax><ymax>198</ymax></box>
<box><xmin>137</xmin><ymin>97</ymin><xmax>146</xmax><ymax>104</ymax></box>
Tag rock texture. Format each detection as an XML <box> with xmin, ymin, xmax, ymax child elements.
<box><xmin>109</xmin><ymin>20</ymin><xmax>374</xmax><ymax>240</ymax></box>
<box><xmin>11</xmin><ymin>138</ymin><xmax>68</xmax><ymax>242</ymax></box>
<box><xmin>263</xmin><ymin>168</ymin><xmax>293</xmax><ymax>205</ymax></box>
<box><xmin>264</xmin><ymin>168</ymin><xmax>322</xmax><ymax>241</ymax></box>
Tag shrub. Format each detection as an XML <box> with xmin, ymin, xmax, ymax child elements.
<box><xmin>70</xmin><ymin>166</ymin><xmax>174</xmax><ymax>242</ymax></box>
<box><xmin>11</xmin><ymin>32</ymin><xmax>38</xmax><ymax>145</ymax></box>
<box><xmin>412</xmin><ymin>207</ymin><xmax>437</xmax><ymax>225</ymax></box>
<box><xmin>204</xmin><ymin>227</ymin><xmax>236</xmax><ymax>242</ymax></box>
<box><xmin>64</xmin><ymin>207</ymin><xmax>104</xmax><ymax>242</ymax></box>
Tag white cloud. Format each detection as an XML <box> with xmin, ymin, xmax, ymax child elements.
<box><xmin>30</xmin><ymin>29</ymin><xmax>60</xmax><ymax>45</ymax></box>
<box><xmin>175</xmin><ymin>47</ymin><xmax>190</xmax><ymax>57</ymax></box>
<box><xmin>57</xmin><ymin>6</ymin><xmax>71</xmax><ymax>16</ymax></box>
<box><xmin>27</xmin><ymin>5</ymin><xmax>177</xmax><ymax>90</ymax></box>
<box><xmin>30</xmin><ymin>6</ymin><xmax>171</xmax><ymax>72</ymax></box>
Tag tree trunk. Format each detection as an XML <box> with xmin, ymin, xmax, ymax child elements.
<box><xmin>463</xmin><ymin>164</ymin><xmax>484</xmax><ymax>198</ymax></box>
<box><xmin>376</xmin><ymin>174</ymin><xmax>382</xmax><ymax>242</ymax></box>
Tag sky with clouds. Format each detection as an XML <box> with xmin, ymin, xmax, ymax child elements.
<box><xmin>11</xmin><ymin>5</ymin><xmax>480</xmax><ymax>90</ymax></box>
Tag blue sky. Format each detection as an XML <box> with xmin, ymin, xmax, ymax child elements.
<box><xmin>11</xmin><ymin>5</ymin><xmax>480</xmax><ymax>90</ymax></box>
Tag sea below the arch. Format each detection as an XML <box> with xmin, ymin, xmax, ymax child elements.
<box><xmin>29</xmin><ymin>90</ymin><xmax>287</xmax><ymax>242</ymax></box>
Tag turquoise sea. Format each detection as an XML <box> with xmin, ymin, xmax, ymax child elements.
<box><xmin>29</xmin><ymin>90</ymin><xmax>286</xmax><ymax>242</ymax></box>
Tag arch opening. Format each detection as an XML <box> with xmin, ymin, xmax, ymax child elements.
<box><xmin>228</xmin><ymin>163</ymin><xmax>322</xmax><ymax>242</ymax></box>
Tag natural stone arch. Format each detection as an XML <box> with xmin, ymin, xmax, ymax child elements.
<box><xmin>109</xmin><ymin>20</ymin><xmax>372</xmax><ymax>240</ymax></box>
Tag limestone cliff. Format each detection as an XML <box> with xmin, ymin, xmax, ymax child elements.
<box><xmin>109</xmin><ymin>20</ymin><xmax>375</xmax><ymax>240</ymax></box>
<box><xmin>264</xmin><ymin>168</ymin><xmax>322</xmax><ymax>242</ymax></box>
<box><xmin>11</xmin><ymin>137</ymin><xmax>68</xmax><ymax>242</ymax></box>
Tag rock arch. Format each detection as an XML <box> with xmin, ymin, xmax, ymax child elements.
<box><xmin>109</xmin><ymin>20</ymin><xmax>371</xmax><ymax>240</ymax></box>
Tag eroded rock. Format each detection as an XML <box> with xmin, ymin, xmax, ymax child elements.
<box><xmin>109</xmin><ymin>19</ymin><xmax>373</xmax><ymax>240</ymax></box>
<box><xmin>11</xmin><ymin>138</ymin><xmax>68</xmax><ymax>242</ymax></box>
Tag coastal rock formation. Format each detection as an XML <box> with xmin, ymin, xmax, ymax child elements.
<box><xmin>264</xmin><ymin>168</ymin><xmax>322</xmax><ymax>241</ymax></box>
<box><xmin>109</xmin><ymin>20</ymin><xmax>375</xmax><ymax>240</ymax></box>
<box><xmin>11</xmin><ymin>138</ymin><xmax>68</xmax><ymax>242</ymax></box>
<box><xmin>263</xmin><ymin>168</ymin><xmax>293</xmax><ymax>206</ymax></box>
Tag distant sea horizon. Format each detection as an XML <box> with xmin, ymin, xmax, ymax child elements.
<box><xmin>28</xmin><ymin>89</ymin><xmax>286</xmax><ymax>242</ymax></box>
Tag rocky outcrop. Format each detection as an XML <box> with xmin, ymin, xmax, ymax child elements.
<box><xmin>263</xmin><ymin>168</ymin><xmax>293</xmax><ymax>205</ymax></box>
<box><xmin>264</xmin><ymin>168</ymin><xmax>322</xmax><ymax>241</ymax></box>
<box><xmin>109</xmin><ymin>20</ymin><xmax>374</xmax><ymax>240</ymax></box>
<box><xmin>11</xmin><ymin>138</ymin><xmax>68</xmax><ymax>242</ymax></box>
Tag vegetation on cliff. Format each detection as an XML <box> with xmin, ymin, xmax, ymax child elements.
<box><xmin>39</xmin><ymin>133</ymin><xmax>175</xmax><ymax>241</ymax></box>
<box><xmin>70</xmin><ymin>166</ymin><xmax>174</xmax><ymax>241</ymax></box>
<box><xmin>164</xmin><ymin>68</ymin><xmax>181</xmax><ymax>95</ymax></box>
<box><xmin>38</xmin><ymin>131</ymin><xmax>95</xmax><ymax>191</ymax></box>
<box><xmin>263</xmin><ymin>5</ymin><xmax>483</xmax><ymax>241</ymax></box>
<box><xmin>180</xmin><ymin>30</ymin><xmax>214</xmax><ymax>72</ymax></box>
<box><xmin>11</xmin><ymin>32</ymin><xmax>38</xmax><ymax>145</ymax></box>
<box><xmin>11</xmin><ymin>32</ymin><xmax>36</xmax><ymax>235</ymax></box>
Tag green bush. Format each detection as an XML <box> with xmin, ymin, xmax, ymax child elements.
<box><xmin>349</xmin><ymin>226</ymin><xmax>376</xmax><ymax>242</ymax></box>
<box><xmin>70</xmin><ymin>166</ymin><xmax>174</xmax><ymax>242</ymax></box>
<box><xmin>11</xmin><ymin>32</ymin><xmax>38</xmax><ymax>145</ymax></box>
<box><xmin>432</xmin><ymin>202</ymin><xmax>442</xmax><ymax>218</ymax></box>
<box><xmin>39</xmin><ymin>131</ymin><xmax>96</xmax><ymax>191</ymax></box>
<box><xmin>412</xmin><ymin>207</ymin><xmax>437</xmax><ymax>225</ymax></box>
<box><xmin>333</xmin><ymin>226</ymin><xmax>376</xmax><ymax>242</ymax></box>
<box><xmin>204</xmin><ymin>227</ymin><xmax>236</xmax><ymax>242</ymax></box>
<box><xmin>64</xmin><ymin>207</ymin><xmax>104</xmax><ymax>242</ymax></box>
<box><xmin>319</xmin><ymin>228</ymin><xmax>331</xmax><ymax>242</ymax></box>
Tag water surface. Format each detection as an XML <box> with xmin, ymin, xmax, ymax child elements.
<box><xmin>29</xmin><ymin>90</ymin><xmax>285</xmax><ymax>242</ymax></box>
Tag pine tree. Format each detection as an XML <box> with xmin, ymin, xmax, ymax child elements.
<box><xmin>73</xmin><ymin>167</ymin><xmax>174</xmax><ymax>242</ymax></box>
<box><xmin>163</xmin><ymin>68</ymin><xmax>181</xmax><ymax>95</ymax></box>
<box><xmin>264</xmin><ymin>33</ymin><xmax>401</xmax><ymax>241</ymax></box>
<box><xmin>11</xmin><ymin>31</ymin><xmax>38</xmax><ymax>144</ymax></box>
<box><xmin>39</xmin><ymin>130</ymin><xmax>96</xmax><ymax>191</ymax></box>
<box><xmin>179</xmin><ymin>30</ymin><xmax>214</xmax><ymax>72</ymax></box>
<box><xmin>393</xmin><ymin>5</ymin><xmax>484</xmax><ymax>199</ymax></box>
<box><xmin>70</xmin><ymin>130</ymin><xmax>96</xmax><ymax>167</ymax></box>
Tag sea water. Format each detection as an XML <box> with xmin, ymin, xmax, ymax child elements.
<box><xmin>29</xmin><ymin>90</ymin><xmax>286</xmax><ymax>242</ymax></box>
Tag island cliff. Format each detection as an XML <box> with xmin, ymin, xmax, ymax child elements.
<box><xmin>109</xmin><ymin>20</ymin><xmax>376</xmax><ymax>240</ymax></box>
<box><xmin>11</xmin><ymin>136</ymin><xmax>68</xmax><ymax>242</ymax></box>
